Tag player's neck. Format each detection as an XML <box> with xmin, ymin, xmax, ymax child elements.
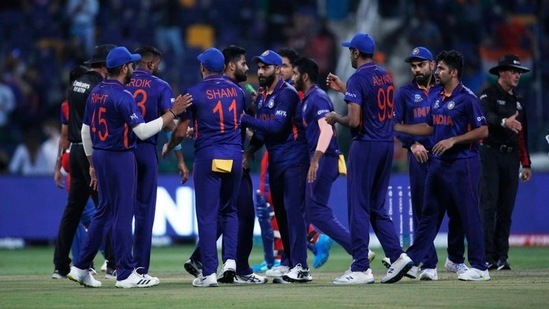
<box><xmin>442</xmin><ymin>79</ymin><xmax>459</xmax><ymax>96</ymax></box>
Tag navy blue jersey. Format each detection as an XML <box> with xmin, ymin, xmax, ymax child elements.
<box><xmin>344</xmin><ymin>62</ymin><xmax>395</xmax><ymax>142</ymax></box>
<box><xmin>394</xmin><ymin>82</ymin><xmax>441</xmax><ymax>149</ymax></box>
<box><xmin>182</xmin><ymin>74</ymin><xmax>245</xmax><ymax>160</ymax></box>
<box><xmin>241</xmin><ymin>78</ymin><xmax>309</xmax><ymax>166</ymax></box>
<box><xmin>301</xmin><ymin>84</ymin><xmax>340</xmax><ymax>157</ymax></box>
<box><xmin>125</xmin><ymin>68</ymin><xmax>174</xmax><ymax>145</ymax></box>
<box><xmin>82</xmin><ymin>79</ymin><xmax>145</xmax><ymax>151</ymax></box>
<box><xmin>427</xmin><ymin>83</ymin><xmax>487</xmax><ymax>160</ymax></box>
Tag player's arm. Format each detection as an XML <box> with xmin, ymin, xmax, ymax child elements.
<box><xmin>432</xmin><ymin>125</ymin><xmax>488</xmax><ymax>155</ymax></box>
<box><xmin>81</xmin><ymin>123</ymin><xmax>97</xmax><ymax>191</ymax></box>
<box><xmin>325</xmin><ymin>102</ymin><xmax>361</xmax><ymax>128</ymax></box>
<box><xmin>54</xmin><ymin>123</ymin><xmax>69</xmax><ymax>188</ymax></box>
<box><xmin>163</xmin><ymin>118</ymin><xmax>189</xmax><ymax>157</ymax></box>
<box><xmin>394</xmin><ymin>122</ymin><xmax>433</xmax><ymax>136</ymax></box>
<box><xmin>308</xmin><ymin>118</ymin><xmax>332</xmax><ymax>183</ymax></box>
<box><xmin>174</xmin><ymin>150</ymin><xmax>190</xmax><ymax>184</ymax></box>
<box><xmin>134</xmin><ymin>94</ymin><xmax>192</xmax><ymax>140</ymax></box>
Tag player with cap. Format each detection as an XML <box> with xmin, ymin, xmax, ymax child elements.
<box><xmin>164</xmin><ymin>47</ymin><xmax>246</xmax><ymax>287</ymax></box>
<box><xmin>479</xmin><ymin>54</ymin><xmax>532</xmax><ymax>271</ymax></box>
<box><xmin>67</xmin><ymin>46</ymin><xmax>192</xmax><ymax>288</ymax></box>
<box><xmin>241</xmin><ymin>50</ymin><xmax>312</xmax><ymax>283</ymax></box>
<box><xmin>390</xmin><ymin>50</ymin><xmax>490</xmax><ymax>283</ymax></box>
<box><xmin>392</xmin><ymin>46</ymin><xmax>468</xmax><ymax>280</ymax></box>
<box><xmin>325</xmin><ymin>33</ymin><xmax>412</xmax><ymax>284</ymax></box>
<box><xmin>52</xmin><ymin>44</ymin><xmax>117</xmax><ymax>279</ymax></box>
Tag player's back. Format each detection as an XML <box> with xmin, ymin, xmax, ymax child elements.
<box><xmin>126</xmin><ymin>69</ymin><xmax>174</xmax><ymax>144</ymax></box>
<box><xmin>186</xmin><ymin>75</ymin><xmax>245</xmax><ymax>160</ymax></box>
<box><xmin>83</xmin><ymin>79</ymin><xmax>144</xmax><ymax>152</ymax></box>
<box><xmin>347</xmin><ymin>63</ymin><xmax>394</xmax><ymax>142</ymax></box>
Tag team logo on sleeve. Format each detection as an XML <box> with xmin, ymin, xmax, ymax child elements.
<box><xmin>447</xmin><ymin>101</ymin><xmax>455</xmax><ymax>110</ymax></box>
<box><xmin>267</xmin><ymin>98</ymin><xmax>274</xmax><ymax>108</ymax></box>
<box><xmin>516</xmin><ymin>102</ymin><xmax>523</xmax><ymax>110</ymax></box>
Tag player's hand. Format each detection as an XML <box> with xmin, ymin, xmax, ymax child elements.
<box><xmin>307</xmin><ymin>160</ymin><xmax>319</xmax><ymax>183</ymax></box>
<box><xmin>172</xmin><ymin>93</ymin><xmax>193</xmax><ymax>115</ymax></box>
<box><xmin>161</xmin><ymin>143</ymin><xmax>170</xmax><ymax>158</ymax></box>
<box><xmin>432</xmin><ymin>138</ymin><xmax>456</xmax><ymax>155</ymax></box>
<box><xmin>520</xmin><ymin>167</ymin><xmax>532</xmax><ymax>182</ymax></box>
<box><xmin>410</xmin><ymin>143</ymin><xmax>429</xmax><ymax>163</ymax></box>
<box><xmin>504</xmin><ymin>111</ymin><xmax>522</xmax><ymax>133</ymax></box>
<box><xmin>89</xmin><ymin>166</ymin><xmax>98</xmax><ymax>191</ymax></box>
<box><xmin>242</xmin><ymin>151</ymin><xmax>254</xmax><ymax>169</ymax></box>
<box><xmin>325</xmin><ymin>111</ymin><xmax>339</xmax><ymax>125</ymax></box>
<box><xmin>185</xmin><ymin>127</ymin><xmax>194</xmax><ymax>139</ymax></box>
<box><xmin>326</xmin><ymin>73</ymin><xmax>346</xmax><ymax>93</ymax></box>
<box><xmin>54</xmin><ymin>170</ymin><xmax>65</xmax><ymax>189</ymax></box>
<box><xmin>178</xmin><ymin>161</ymin><xmax>190</xmax><ymax>184</ymax></box>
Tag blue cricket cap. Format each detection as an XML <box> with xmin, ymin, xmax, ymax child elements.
<box><xmin>253</xmin><ymin>50</ymin><xmax>283</xmax><ymax>66</ymax></box>
<box><xmin>404</xmin><ymin>47</ymin><xmax>433</xmax><ymax>63</ymax></box>
<box><xmin>341</xmin><ymin>33</ymin><xmax>375</xmax><ymax>54</ymax></box>
<box><xmin>106</xmin><ymin>46</ymin><xmax>141</xmax><ymax>69</ymax></box>
<box><xmin>197</xmin><ymin>48</ymin><xmax>225</xmax><ymax>72</ymax></box>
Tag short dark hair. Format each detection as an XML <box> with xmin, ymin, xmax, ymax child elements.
<box><xmin>277</xmin><ymin>48</ymin><xmax>299</xmax><ymax>66</ymax></box>
<box><xmin>294</xmin><ymin>56</ymin><xmax>319</xmax><ymax>83</ymax></box>
<box><xmin>436</xmin><ymin>50</ymin><xmax>464</xmax><ymax>78</ymax></box>
<box><xmin>70</xmin><ymin>65</ymin><xmax>88</xmax><ymax>83</ymax></box>
<box><xmin>222</xmin><ymin>45</ymin><xmax>246</xmax><ymax>65</ymax></box>
<box><xmin>134</xmin><ymin>46</ymin><xmax>162</xmax><ymax>60</ymax></box>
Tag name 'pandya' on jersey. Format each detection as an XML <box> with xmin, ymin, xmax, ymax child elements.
<box><xmin>90</xmin><ymin>93</ymin><xmax>108</xmax><ymax>104</ymax></box>
<box><xmin>206</xmin><ymin>87</ymin><xmax>238</xmax><ymax>99</ymax></box>
<box><xmin>127</xmin><ymin>78</ymin><xmax>151</xmax><ymax>88</ymax></box>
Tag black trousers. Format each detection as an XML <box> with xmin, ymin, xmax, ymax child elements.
<box><xmin>479</xmin><ymin>145</ymin><xmax>520</xmax><ymax>263</ymax></box>
<box><xmin>52</xmin><ymin>144</ymin><xmax>115</xmax><ymax>274</ymax></box>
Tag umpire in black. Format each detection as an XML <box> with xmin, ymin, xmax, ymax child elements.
<box><xmin>479</xmin><ymin>54</ymin><xmax>532</xmax><ymax>271</ymax></box>
<box><xmin>52</xmin><ymin>44</ymin><xmax>117</xmax><ymax>278</ymax></box>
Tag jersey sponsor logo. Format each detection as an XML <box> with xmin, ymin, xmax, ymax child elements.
<box><xmin>477</xmin><ymin>116</ymin><xmax>486</xmax><ymax>122</ymax></box>
<box><xmin>73</xmin><ymin>81</ymin><xmax>90</xmax><ymax>93</ymax></box>
<box><xmin>128</xmin><ymin>78</ymin><xmax>151</xmax><ymax>88</ymax></box>
<box><xmin>447</xmin><ymin>101</ymin><xmax>455</xmax><ymax>110</ymax></box>
<box><xmin>130</xmin><ymin>113</ymin><xmax>139</xmax><ymax>120</ymax></box>
<box><xmin>432</xmin><ymin>114</ymin><xmax>454</xmax><ymax>126</ymax></box>
<box><xmin>433</xmin><ymin>99</ymin><xmax>440</xmax><ymax>109</ymax></box>
<box><xmin>275</xmin><ymin>110</ymin><xmax>287</xmax><ymax>117</ymax></box>
<box><xmin>317</xmin><ymin>109</ymin><xmax>329</xmax><ymax>115</ymax></box>
<box><xmin>497</xmin><ymin>100</ymin><xmax>506</xmax><ymax>105</ymax></box>
<box><xmin>345</xmin><ymin>91</ymin><xmax>357</xmax><ymax>98</ymax></box>
<box><xmin>206</xmin><ymin>87</ymin><xmax>238</xmax><ymax>99</ymax></box>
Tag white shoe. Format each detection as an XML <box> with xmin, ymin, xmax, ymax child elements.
<box><xmin>445</xmin><ymin>258</ymin><xmax>469</xmax><ymax>274</ymax></box>
<box><xmin>234</xmin><ymin>273</ymin><xmax>268</xmax><ymax>284</ymax></box>
<box><xmin>218</xmin><ymin>259</ymin><xmax>236</xmax><ymax>283</ymax></box>
<box><xmin>100</xmin><ymin>260</ymin><xmax>107</xmax><ymax>272</ymax></box>
<box><xmin>193</xmin><ymin>273</ymin><xmax>218</xmax><ymax>287</ymax></box>
<box><xmin>115</xmin><ymin>269</ymin><xmax>159</xmax><ymax>288</ymax></box>
<box><xmin>282</xmin><ymin>264</ymin><xmax>312</xmax><ymax>282</ymax></box>
<box><xmin>381</xmin><ymin>253</ymin><xmax>414</xmax><ymax>284</ymax></box>
<box><xmin>405</xmin><ymin>265</ymin><xmax>418</xmax><ymax>279</ymax></box>
<box><xmin>265</xmin><ymin>265</ymin><xmax>290</xmax><ymax>277</ymax></box>
<box><xmin>333</xmin><ymin>269</ymin><xmax>374</xmax><ymax>285</ymax></box>
<box><xmin>67</xmin><ymin>266</ymin><xmax>102</xmax><ymax>288</ymax></box>
<box><xmin>382</xmin><ymin>257</ymin><xmax>391</xmax><ymax>268</ymax></box>
<box><xmin>458</xmin><ymin>268</ymin><xmax>490</xmax><ymax>281</ymax></box>
<box><xmin>143</xmin><ymin>273</ymin><xmax>160</xmax><ymax>286</ymax></box>
<box><xmin>419</xmin><ymin>268</ymin><xmax>438</xmax><ymax>281</ymax></box>
<box><xmin>368</xmin><ymin>249</ymin><xmax>376</xmax><ymax>263</ymax></box>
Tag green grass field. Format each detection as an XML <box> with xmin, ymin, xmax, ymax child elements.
<box><xmin>1</xmin><ymin>244</ymin><xmax>549</xmax><ymax>308</ymax></box>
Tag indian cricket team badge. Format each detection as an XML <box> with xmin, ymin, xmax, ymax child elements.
<box><xmin>516</xmin><ymin>102</ymin><xmax>523</xmax><ymax>110</ymax></box>
<box><xmin>267</xmin><ymin>98</ymin><xmax>274</xmax><ymax>108</ymax></box>
<box><xmin>447</xmin><ymin>101</ymin><xmax>455</xmax><ymax>110</ymax></box>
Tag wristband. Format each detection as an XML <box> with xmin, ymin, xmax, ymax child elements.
<box><xmin>168</xmin><ymin>109</ymin><xmax>177</xmax><ymax>117</ymax></box>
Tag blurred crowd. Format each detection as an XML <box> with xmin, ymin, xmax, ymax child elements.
<box><xmin>0</xmin><ymin>0</ymin><xmax>547</xmax><ymax>175</ymax></box>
